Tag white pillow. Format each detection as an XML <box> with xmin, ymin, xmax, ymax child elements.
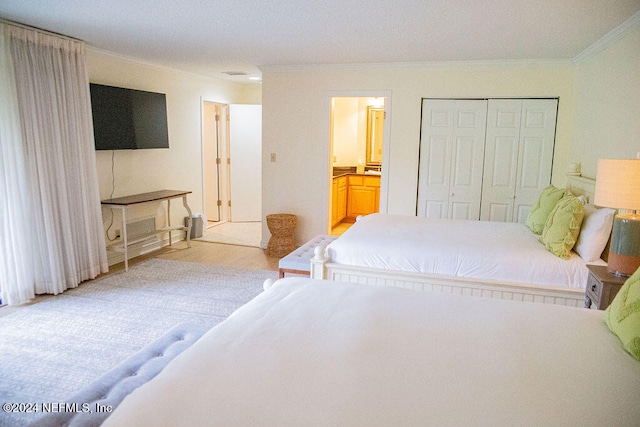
<box><xmin>574</xmin><ymin>204</ymin><xmax>615</xmax><ymax>262</ymax></box>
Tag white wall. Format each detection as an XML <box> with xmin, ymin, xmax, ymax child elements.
<box><xmin>262</xmin><ymin>63</ymin><xmax>575</xmax><ymax>245</ymax></box>
<box><xmin>572</xmin><ymin>23</ymin><xmax>640</xmax><ymax>179</ymax></box>
<box><xmin>229</xmin><ymin>104</ymin><xmax>263</xmax><ymax>222</ymax></box>
<box><xmin>332</xmin><ymin>97</ymin><xmax>362</xmax><ymax>166</ymax></box>
<box><xmin>331</xmin><ymin>97</ymin><xmax>375</xmax><ymax>167</ymax></box>
<box><xmin>87</xmin><ymin>48</ymin><xmax>260</xmax><ymax>259</ymax></box>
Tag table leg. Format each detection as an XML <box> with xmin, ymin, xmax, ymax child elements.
<box><xmin>183</xmin><ymin>195</ymin><xmax>192</xmax><ymax>248</ymax></box>
<box><xmin>121</xmin><ymin>206</ymin><xmax>129</xmax><ymax>272</ymax></box>
<box><xmin>167</xmin><ymin>199</ymin><xmax>172</xmax><ymax>246</ymax></box>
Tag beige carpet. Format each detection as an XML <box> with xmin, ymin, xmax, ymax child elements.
<box><xmin>0</xmin><ymin>259</ymin><xmax>276</xmax><ymax>426</ymax></box>
<box><xmin>196</xmin><ymin>221</ymin><xmax>262</xmax><ymax>247</ymax></box>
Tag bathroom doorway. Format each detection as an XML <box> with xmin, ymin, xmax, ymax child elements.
<box><xmin>327</xmin><ymin>94</ymin><xmax>390</xmax><ymax>236</ymax></box>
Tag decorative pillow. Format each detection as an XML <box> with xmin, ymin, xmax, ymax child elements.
<box><xmin>605</xmin><ymin>267</ymin><xmax>640</xmax><ymax>361</ymax></box>
<box><xmin>539</xmin><ymin>193</ymin><xmax>585</xmax><ymax>259</ymax></box>
<box><xmin>526</xmin><ymin>185</ymin><xmax>566</xmax><ymax>234</ymax></box>
<box><xmin>574</xmin><ymin>204</ymin><xmax>616</xmax><ymax>262</ymax></box>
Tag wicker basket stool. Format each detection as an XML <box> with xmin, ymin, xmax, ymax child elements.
<box><xmin>266</xmin><ymin>214</ymin><xmax>297</xmax><ymax>258</ymax></box>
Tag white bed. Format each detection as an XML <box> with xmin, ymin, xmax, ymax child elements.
<box><xmin>311</xmin><ymin>176</ymin><xmax>607</xmax><ymax>307</ymax></box>
<box><xmin>104</xmin><ymin>278</ymin><xmax>640</xmax><ymax>426</ymax></box>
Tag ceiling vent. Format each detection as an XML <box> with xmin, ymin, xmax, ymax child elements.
<box><xmin>222</xmin><ymin>71</ymin><xmax>248</xmax><ymax>76</ymax></box>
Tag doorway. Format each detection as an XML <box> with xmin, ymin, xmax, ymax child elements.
<box><xmin>203</xmin><ymin>102</ymin><xmax>230</xmax><ymax>224</ymax></box>
<box><xmin>202</xmin><ymin>102</ymin><xmax>263</xmax><ymax>247</ymax></box>
<box><xmin>328</xmin><ymin>95</ymin><xmax>389</xmax><ymax>235</ymax></box>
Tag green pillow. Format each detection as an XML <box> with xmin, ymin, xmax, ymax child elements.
<box><xmin>538</xmin><ymin>193</ymin><xmax>584</xmax><ymax>259</ymax></box>
<box><xmin>526</xmin><ymin>185</ymin><xmax>566</xmax><ymax>234</ymax></box>
<box><xmin>605</xmin><ymin>267</ymin><xmax>640</xmax><ymax>361</ymax></box>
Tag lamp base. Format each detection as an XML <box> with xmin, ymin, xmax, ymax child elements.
<box><xmin>607</xmin><ymin>252</ymin><xmax>640</xmax><ymax>277</ymax></box>
<box><xmin>606</xmin><ymin>213</ymin><xmax>640</xmax><ymax>277</ymax></box>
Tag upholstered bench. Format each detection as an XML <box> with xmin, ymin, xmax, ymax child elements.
<box><xmin>278</xmin><ymin>234</ymin><xmax>337</xmax><ymax>278</ymax></box>
<box><xmin>30</xmin><ymin>322</ymin><xmax>208</xmax><ymax>427</ymax></box>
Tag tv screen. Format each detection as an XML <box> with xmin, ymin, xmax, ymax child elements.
<box><xmin>90</xmin><ymin>83</ymin><xmax>169</xmax><ymax>150</ymax></box>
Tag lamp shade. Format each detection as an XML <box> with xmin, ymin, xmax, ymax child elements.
<box><xmin>594</xmin><ymin>159</ymin><xmax>640</xmax><ymax>211</ymax></box>
<box><xmin>594</xmin><ymin>158</ymin><xmax>640</xmax><ymax>276</ymax></box>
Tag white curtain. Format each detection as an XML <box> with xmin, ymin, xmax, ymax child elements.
<box><xmin>0</xmin><ymin>24</ymin><xmax>35</xmax><ymax>305</ymax></box>
<box><xmin>0</xmin><ymin>22</ymin><xmax>108</xmax><ymax>305</ymax></box>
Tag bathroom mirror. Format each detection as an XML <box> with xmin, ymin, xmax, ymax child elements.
<box><xmin>366</xmin><ymin>107</ymin><xmax>384</xmax><ymax>166</ymax></box>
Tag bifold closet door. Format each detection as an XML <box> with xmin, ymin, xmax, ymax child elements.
<box><xmin>480</xmin><ymin>99</ymin><xmax>558</xmax><ymax>223</ymax></box>
<box><xmin>417</xmin><ymin>100</ymin><xmax>487</xmax><ymax>219</ymax></box>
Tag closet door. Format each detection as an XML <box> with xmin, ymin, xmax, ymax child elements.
<box><xmin>481</xmin><ymin>99</ymin><xmax>522</xmax><ymax>222</ymax></box>
<box><xmin>513</xmin><ymin>99</ymin><xmax>558</xmax><ymax>223</ymax></box>
<box><xmin>480</xmin><ymin>99</ymin><xmax>557</xmax><ymax>223</ymax></box>
<box><xmin>417</xmin><ymin>100</ymin><xmax>487</xmax><ymax>219</ymax></box>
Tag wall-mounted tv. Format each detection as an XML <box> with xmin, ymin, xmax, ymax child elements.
<box><xmin>90</xmin><ymin>83</ymin><xmax>169</xmax><ymax>150</ymax></box>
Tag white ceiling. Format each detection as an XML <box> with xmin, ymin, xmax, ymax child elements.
<box><xmin>1</xmin><ymin>0</ymin><xmax>639</xmax><ymax>83</ymax></box>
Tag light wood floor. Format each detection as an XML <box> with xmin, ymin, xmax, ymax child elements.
<box><xmin>109</xmin><ymin>240</ymin><xmax>280</xmax><ymax>274</ymax></box>
<box><xmin>330</xmin><ymin>220</ymin><xmax>354</xmax><ymax>236</ymax></box>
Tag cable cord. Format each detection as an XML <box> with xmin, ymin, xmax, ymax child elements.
<box><xmin>105</xmin><ymin>150</ymin><xmax>117</xmax><ymax>241</ymax></box>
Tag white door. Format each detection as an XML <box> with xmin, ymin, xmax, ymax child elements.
<box><xmin>481</xmin><ymin>99</ymin><xmax>522</xmax><ymax>222</ymax></box>
<box><xmin>203</xmin><ymin>102</ymin><xmax>221</xmax><ymax>222</ymax></box>
<box><xmin>481</xmin><ymin>99</ymin><xmax>557</xmax><ymax>223</ymax></box>
<box><xmin>417</xmin><ymin>99</ymin><xmax>487</xmax><ymax>219</ymax></box>
<box><xmin>229</xmin><ymin>104</ymin><xmax>262</xmax><ymax>222</ymax></box>
<box><xmin>513</xmin><ymin>99</ymin><xmax>558</xmax><ymax>223</ymax></box>
<box><xmin>203</xmin><ymin>102</ymin><xmax>231</xmax><ymax>223</ymax></box>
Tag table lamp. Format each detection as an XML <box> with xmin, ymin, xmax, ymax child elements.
<box><xmin>594</xmin><ymin>158</ymin><xmax>640</xmax><ymax>276</ymax></box>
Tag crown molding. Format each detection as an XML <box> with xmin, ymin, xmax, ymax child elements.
<box><xmin>260</xmin><ymin>58</ymin><xmax>573</xmax><ymax>74</ymax></box>
<box><xmin>574</xmin><ymin>10</ymin><xmax>640</xmax><ymax>65</ymax></box>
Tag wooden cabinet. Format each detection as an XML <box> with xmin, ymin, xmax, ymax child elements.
<box><xmin>332</xmin><ymin>175</ymin><xmax>380</xmax><ymax>225</ymax></box>
<box><xmin>346</xmin><ymin>176</ymin><xmax>380</xmax><ymax>220</ymax></box>
<box><xmin>332</xmin><ymin>176</ymin><xmax>347</xmax><ymax>226</ymax></box>
<box><xmin>337</xmin><ymin>178</ymin><xmax>347</xmax><ymax>221</ymax></box>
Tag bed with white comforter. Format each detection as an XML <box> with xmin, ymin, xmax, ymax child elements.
<box><xmin>326</xmin><ymin>213</ymin><xmax>596</xmax><ymax>289</ymax></box>
<box><xmin>311</xmin><ymin>213</ymin><xmax>603</xmax><ymax>306</ymax></box>
<box><xmin>104</xmin><ymin>278</ymin><xmax>640</xmax><ymax>426</ymax></box>
<box><xmin>310</xmin><ymin>177</ymin><xmax>611</xmax><ymax>307</ymax></box>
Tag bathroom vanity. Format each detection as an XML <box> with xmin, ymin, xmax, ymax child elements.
<box><xmin>331</xmin><ymin>172</ymin><xmax>380</xmax><ymax>226</ymax></box>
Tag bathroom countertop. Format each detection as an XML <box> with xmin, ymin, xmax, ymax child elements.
<box><xmin>332</xmin><ymin>165</ymin><xmax>381</xmax><ymax>178</ymax></box>
<box><xmin>332</xmin><ymin>172</ymin><xmax>382</xmax><ymax>178</ymax></box>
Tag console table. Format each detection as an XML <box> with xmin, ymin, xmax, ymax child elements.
<box><xmin>101</xmin><ymin>190</ymin><xmax>193</xmax><ymax>271</ymax></box>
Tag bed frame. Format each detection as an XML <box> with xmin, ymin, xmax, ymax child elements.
<box><xmin>311</xmin><ymin>176</ymin><xmax>598</xmax><ymax>307</ymax></box>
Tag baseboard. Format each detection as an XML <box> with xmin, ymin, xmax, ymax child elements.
<box><xmin>106</xmin><ymin>231</ymin><xmax>186</xmax><ymax>267</ymax></box>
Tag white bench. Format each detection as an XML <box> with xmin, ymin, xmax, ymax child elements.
<box><xmin>31</xmin><ymin>322</ymin><xmax>207</xmax><ymax>426</ymax></box>
<box><xmin>278</xmin><ymin>234</ymin><xmax>337</xmax><ymax>278</ymax></box>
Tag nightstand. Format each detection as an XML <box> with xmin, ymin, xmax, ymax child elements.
<box><xmin>584</xmin><ymin>265</ymin><xmax>627</xmax><ymax>310</ymax></box>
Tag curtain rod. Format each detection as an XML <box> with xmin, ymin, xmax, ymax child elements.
<box><xmin>0</xmin><ymin>18</ymin><xmax>84</xmax><ymax>43</ymax></box>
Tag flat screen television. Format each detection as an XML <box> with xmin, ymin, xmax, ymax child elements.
<box><xmin>90</xmin><ymin>83</ymin><xmax>169</xmax><ymax>150</ymax></box>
